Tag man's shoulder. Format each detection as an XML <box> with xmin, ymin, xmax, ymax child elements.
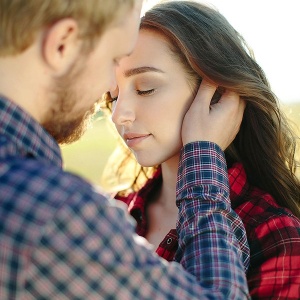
<box><xmin>1</xmin><ymin>156</ymin><xmax>88</xmax><ymax>190</ymax></box>
<box><xmin>0</xmin><ymin>156</ymin><xmax>111</xmax><ymax>242</ymax></box>
<box><xmin>0</xmin><ymin>156</ymin><xmax>109</xmax><ymax>223</ymax></box>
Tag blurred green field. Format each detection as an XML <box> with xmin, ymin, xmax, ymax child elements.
<box><xmin>60</xmin><ymin>115</ymin><xmax>118</xmax><ymax>185</ymax></box>
<box><xmin>61</xmin><ymin>103</ymin><xmax>300</xmax><ymax>185</ymax></box>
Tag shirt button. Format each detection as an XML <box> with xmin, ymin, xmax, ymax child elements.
<box><xmin>166</xmin><ymin>238</ymin><xmax>173</xmax><ymax>245</ymax></box>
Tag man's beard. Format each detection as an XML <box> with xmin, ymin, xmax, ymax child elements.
<box><xmin>42</xmin><ymin>99</ymin><xmax>97</xmax><ymax>145</ymax></box>
<box><xmin>42</xmin><ymin>61</ymin><xmax>100</xmax><ymax>145</ymax></box>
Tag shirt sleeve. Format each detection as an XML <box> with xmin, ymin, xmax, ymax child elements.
<box><xmin>247</xmin><ymin>213</ymin><xmax>300</xmax><ymax>299</ymax></box>
<box><xmin>176</xmin><ymin>141</ymin><xmax>250</xmax><ymax>297</ymax></box>
<box><xmin>24</xmin><ymin>142</ymin><xmax>250</xmax><ymax>300</ymax></box>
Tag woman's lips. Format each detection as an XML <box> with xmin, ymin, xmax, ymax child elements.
<box><xmin>123</xmin><ymin>133</ymin><xmax>151</xmax><ymax>148</ymax></box>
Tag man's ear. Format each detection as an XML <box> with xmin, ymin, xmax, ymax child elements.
<box><xmin>42</xmin><ymin>19</ymin><xmax>81</xmax><ymax>76</ymax></box>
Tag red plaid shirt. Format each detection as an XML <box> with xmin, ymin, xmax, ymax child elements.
<box><xmin>116</xmin><ymin>162</ymin><xmax>300</xmax><ymax>299</ymax></box>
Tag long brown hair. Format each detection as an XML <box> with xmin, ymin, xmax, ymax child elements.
<box><xmin>102</xmin><ymin>0</ymin><xmax>300</xmax><ymax>217</ymax></box>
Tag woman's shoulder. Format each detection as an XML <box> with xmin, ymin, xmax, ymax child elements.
<box><xmin>234</xmin><ymin>185</ymin><xmax>300</xmax><ymax>259</ymax></box>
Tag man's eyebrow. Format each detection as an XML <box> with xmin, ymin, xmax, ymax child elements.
<box><xmin>124</xmin><ymin>66</ymin><xmax>164</xmax><ymax>77</ymax></box>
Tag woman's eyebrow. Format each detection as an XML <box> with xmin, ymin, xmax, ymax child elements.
<box><xmin>124</xmin><ymin>66</ymin><xmax>164</xmax><ymax>77</ymax></box>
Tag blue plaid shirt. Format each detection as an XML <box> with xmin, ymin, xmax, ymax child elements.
<box><xmin>0</xmin><ymin>95</ymin><xmax>249</xmax><ymax>299</ymax></box>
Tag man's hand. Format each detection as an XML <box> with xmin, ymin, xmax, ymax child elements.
<box><xmin>182</xmin><ymin>80</ymin><xmax>246</xmax><ymax>150</ymax></box>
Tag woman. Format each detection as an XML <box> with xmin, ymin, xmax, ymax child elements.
<box><xmin>102</xmin><ymin>1</ymin><xmax>300</xmax><ymax>298</ymax></box>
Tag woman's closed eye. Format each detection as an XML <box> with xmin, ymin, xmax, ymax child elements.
<box><xmin>108</xmin><ymin>89</ymin><xmax>156</xmax><ymax>105</ymax></box>
<box><xmin>137</xmin><ymin>89</ymin><xmax>155</xmax><ymax>96</ymax></box>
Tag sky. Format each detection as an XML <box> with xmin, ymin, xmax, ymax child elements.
<box><xmin>143</xmin><ymin>0</ymin><xmax>300</xmax><ymax>104</ymax></box>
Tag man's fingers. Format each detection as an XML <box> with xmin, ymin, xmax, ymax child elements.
<box><xmin>194</xmin><ymin>79</ymin><xmax>217</xmax><ymax>110</ymax></box>
<box><xmin>215</xmin><ymin>91</ymin><xmax>245</xmax><ymax>116</ymax></box>
<box><xmin>217</xmin><ymin>90</ymin><xmax>238</xmax><ymax>106</ymax></box>
<box><xmin>182</xmin><ymin>80</ymin><xmax>246</xmax><ymax>149</ymax></box>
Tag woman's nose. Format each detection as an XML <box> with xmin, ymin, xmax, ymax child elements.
<box><xmin>111</xmin><ymin>95</ymin><xmax>135</xmax><ymax>126</ymax></box>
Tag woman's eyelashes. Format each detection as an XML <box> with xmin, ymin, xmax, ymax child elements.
<box><xmin>111</xmin><ymin>96</ymin><xmax>118</xmax><ymax>102</ymax></box>
<box><xmin>137</xmin><ymin>89</ymin><xmax>155</xmax><ymax>96</ymax></box>
<box><xmin>106</xmin><ymin>92</ymin><xmax>118</xmax><ymax>103</ymax></box>
<box><xmin>110</xmin><ymin>89</ymin><xmax>156</xmax><ymax>103</ymax></box>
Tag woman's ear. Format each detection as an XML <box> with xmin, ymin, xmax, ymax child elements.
<box><xmin>42</xmin><ymin>18</ymin><xmax>81</xmax><ymax>76</ymax></box>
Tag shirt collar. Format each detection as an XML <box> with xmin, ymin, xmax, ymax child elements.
<box><xmin>0</xmin><ymin>95</ymin><xmax>62</xmax><ymax>167</ymax></box>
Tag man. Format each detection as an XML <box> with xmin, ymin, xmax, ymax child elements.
<box><xmin>0</xmin><ymin>1</ymin><xmax>249</xmax><ymax>299</ymax></box>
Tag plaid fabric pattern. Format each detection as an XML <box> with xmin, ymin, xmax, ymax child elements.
<box><xmin>229</xmin><ymin>163</ymin><xmax>300</xmax><ymax>299</ymax></box>
<box><xmin>0</xmin><ymin>96</ymin><xmax>249</xmax><ymax>299</ymax></box>
<box><xmin>117</xmin><ymin>153</ymin><xmax>300</xmax><ymax>299</ymax></box>
<box><xmin>117</xmin><ymin>142</ymin><xmax>250</xmax><ymax>294</ymax></box>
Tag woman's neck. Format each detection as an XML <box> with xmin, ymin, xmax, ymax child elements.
<box><xmin>158</xmin><ymin>156</ymin><xmax>180</xmax><ymax>212</ymax></box>
<box><xmin>145</xmin><ymin>155</ymin><xmax>180</xmax><ymax>248</ymax></box>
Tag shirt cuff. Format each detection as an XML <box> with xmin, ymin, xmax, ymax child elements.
<box><xmin>176</xmin><ymin>141</ymin><xmax>229</xmax><ymax>207</ymax></box>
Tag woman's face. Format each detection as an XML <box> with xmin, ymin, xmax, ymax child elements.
<box><xmin>111</xmin><ymin>29</ymin><xmax>195</xmax><ymax>167</ymax></box>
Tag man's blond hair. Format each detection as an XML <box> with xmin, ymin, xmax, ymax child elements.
<box><xmin>0</xmin><ymin>0</ymin><xmax>136</xmax><ymax>56</ymax></box>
